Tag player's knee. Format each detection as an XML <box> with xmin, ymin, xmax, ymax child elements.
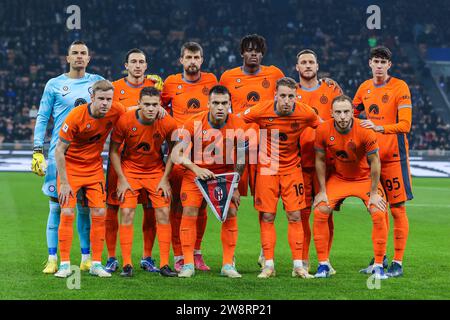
<box><xmin>91</xmin><ymin>207</ymin><xmax>105</xmax><ymax>216</ymax></box>
<box><xmin>286</xmin><ymin>210</ymin><xmax>301</xmax><ymax>222</ymax></box>
<box><xmin>261</xmin><ymin>212</ymin><xmax>275</xmax><ymax>223</ymax></box>
<box><xmin>61</xmin><ymin>208</ymin><xmax>74</xmax><ymax>216</ymax></box>
<box><xmin>228</xmin><ymin>208</ymin><xmax>237</xmax><ymax>218</ymax></box>
<box><xmin>317</xmin><ymin>205</ymin><xmax>332</xmax><ymax>214</ymax></box>
<box><xmin>155</xmin><ymin>207</ymin><xmax>170</xmax><ymax>224</ymax></box>
<box><xmin>390</xmin><ymin>201</ymin><xmax>405</xmax><ymax>209</ymax></box>
<box><xmin>183</xmin><ymin>206</ymin><xmax>199</xmax><ymax>217</ymax></box>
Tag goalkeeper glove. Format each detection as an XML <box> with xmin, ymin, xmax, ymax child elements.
<box><xmin>147</xmin><ymin>74</ymin><xmax>164</xmax><ymax>91</ymax></box>
<box><xmin>31</xmin><ymin>146</ymin><xmax>47</xmax><ymax>176</ymax></box>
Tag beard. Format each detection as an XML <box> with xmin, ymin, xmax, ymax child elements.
<box><xmin>300</xmin><ymin>70</ymin><xmax>317</xmax><ymax>81</ymax></box>
<box><xmin>185</xmin><ymin>65</ymin><xmax>200</xmax><ymax>75</ymax></box>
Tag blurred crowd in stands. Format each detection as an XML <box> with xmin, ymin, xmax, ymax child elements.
<box><xmin>1</xmin><ymin>0</ymin><xmax>449</xmax><ymax>150</ymax></box>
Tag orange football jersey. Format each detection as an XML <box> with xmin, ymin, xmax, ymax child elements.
<box><xmin>111</xmin><ymin>110</ymin><xmax>178</xmax><ymax>179</ymax></box>
<box><xmin>59</xmin><ymin>102</ymin><xmax>126</xmax><ymax>178</ymax></box>
<box><xmin>112</xmin><ymin>77</ymin><xmax>157</xmax><ymax>109</ymax></box>
<box><xmin>297</xmin><ymin>81</ymin><xmax>342</xmax><ymax>168</ymax></box>
<box><xmin>220</xmin><ymin>65</ymin><xmax>284</xmax><ymax>114</ymax></box>
<box><xmin>240</xmin><ymin>100</ymin><xmax>320</xmax><ymax>174</ymax></box>
<box><xmin>161</xmin><ymin>72</ymin><xmax>218</xmax><ymax>127</ymax></box>
<box><xmin>353</xmin><ymin>77</ymin><xmax>412</xmax><ymax>162</ymax></box>
<box><xmin>181</xmin><ymin>111</ymin><xmax>247</xmax><ymax>173</ymax></box>
<box><xmin>315</xmin><ymin>118</ymin><xmax>379</xmax><ymax>181</ymax></box>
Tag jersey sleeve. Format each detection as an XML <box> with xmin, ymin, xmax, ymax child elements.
<box><xmin>111</xmin><ymin>115</ymin><xmax>127</xmax><ymax>144</ymax></box>
<box><xmin>240</xmin><ymin>104</ymin><xmax>261</xmax><ymax>124</ymax></box>
<box><xmin>383</xmin><ymin>82</ymin><xmax>412</xmax><ymax>134</ymax></box>
<box><xmin>59</xmin><ymin>111</ymin><xmax>78</xmax><ymax>144</ymax></box>
<box><xmin>161</xmin><ymin>77</ymin><xmax>173</xmax><ymax>111</ymax></box>
<box><xmin>305</xmin><ymin>105</ymin><xmax>321</xmax><ymax>128</ymax></box>
<box><xmin>94</xmin><ymin>74</ymin><xmax>106</xmax><ymax>81</ymax></box>
<box><xmin>314</xmin><ymin>124</ymin><xmax>326</xmax><ymax>153</ymax></box>
<box><xmin>163</xmin><ymin>115</ymin><xmax>179</xmax><ymax>142</ymax></box>
<box><xmin>34</xmin><ymin>80</ymin><xmax>55</xmax><ymax>147</ymax></box>
<box><xmin>352</xmin><ymin>84</ymin><xmax>365</xmax><ymax>118</ymax></box>
<box><xmin>364</xmin><ymin>129</ymin><xmax>379</xmax><ymax>156</ymax></box>
<box><xmin>273</xmin><ymin>66</ymin><xmax>285</xmax><ymax>79</ymax></box>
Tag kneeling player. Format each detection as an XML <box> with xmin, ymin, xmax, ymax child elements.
<box><xmin>174</xmin><ymin>85</ymin><xmax>246</xmax><ymax>278</ymax></box>
<box><xmin>313</xmin><ymin>95</ymin><xmax>388</xmax><ymax>280</ymax></box>
<box><xmin>109</xmin><ymin>87</ymin><xmax>178</xmax><ymax>277</ymax></box>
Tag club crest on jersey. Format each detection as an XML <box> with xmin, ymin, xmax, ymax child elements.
<box><xmin>369</xmin><ymin>104</ymin><xmax>379</xmax><ymax>114</ymax></box>
<box><xmin>48</xmin><ymin>185</ymin><xmax>56</xmax><ymax>193</ymax></box>
<box><xmin>153</xmin><ymin>132</ymin><xmax>162</xmax><ymax>140</ymax></box>
<box><xmin>63</xmin><ymin>86</ymin><xmax>69</xmax><ymax>91</ymax></box>
<box><xmin>187</xmin><ymin>98</ymin><xmax>201</xmax><ymax>109</ymax></box>
<box><xmin>88</xmin><ymin>87</ymin><xmax>93</xmax><ymax>95</ymax></box>
<box><xmin>62</xmin><ymin>123</ymin><xmax>69</xmax><ymax>133</ymax></box>
<box><xmin>202</xmin><ymin>86</ymin><xmax>209</xmax><ymax>96</ymax></box>
<box><xmin>382</xmin><ymin>94</ymin><xmax>389</xmax><ymax>103</ymax></box>
<box><xmin>213</xmin><ymin>186</ymin><xmax>224</xmax><ymax>201</ymax></box>
<box><xmin>291</xmin><ymin>122</ymin><xmax>300</xmax><ymax>130</ymax></box>
<box><xmin>247</xmin><ymin>91</ymin><xmax>260</xmax><ymax>103</ymax></box>
<box><xmin>347</xmin><ymin>140</ymin><xmax>357</xmax><ymax>153</ymax></box>
<box><xmin>262</xmin><ymin>79</ymin><xmax>270</xmax><ymax>88</ymax></box>
<box><xmin>320</xmin><ymin>94</ymin><xmax>328</xmax><ymax>104</ymax></box>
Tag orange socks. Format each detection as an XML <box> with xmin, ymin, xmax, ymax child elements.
<box><xmin>91</xmin><ymin>215</ymin><xmax>106</xmax><ymax>262</ymax></box>
<box><xmin>195</xmin><ymin>207</ymin><xmax>208</xmax><ymax>251</ymax></box>
<box><xmin>157</xmin><ymin>223</ymin><xmax>172</xmax><ymax>268</ymax></box>
<box><xmin>328</xmin><ymin>214</ymin><xmax>334</xmax><ymax>256</ymax></box>
<box><xmin>288</xmin><ymin>220</ymin><xmax>304</xmax><ymax>260</ymax></box>
<box><xmin>313</xmin><ymin>209</ymin><xmax>330</xmax><ymax>262</ymax></box>
<box><xmin>142</xmin><ymin>207</ymin><xmax>156</xmax><ymax>258</ymax></box>
<box><xmin>390</xmin><ymin>206</ymin><xmax>409</xmax><ymax>261</ymax></box>
<box><xmin>260</xmin><ymin>220</ymin><xmax>276</xmax><ymax>260</ymax></box>
<box><xmin>58</xmin><ymin>214</ymin><xmax>74</xmax><ymax>262</ymax></box>
<box><xmin>105</xmin><ymin>206</ymin><xmax>119</xmax><ymax>258</ymax></box>
<box><xmin>119</xmin><ymin>224</ymin><xmax>133</xmax><ymax>266</ymax></box>
<box><xmin>180</xmin><ymin>215</ymin><xmax>197</xmax><ymax>265</ymax></box>
<box><xmin>371</xmin><ymin>210</ymin><xmax>388</xmax><ymax>264</ymax></box>
<box><xmin>300</xmin><ymin>208</ymin><xmax>311</xmax><ymax>260</ymax></box>
<box><xmin>170</xmin><ymin>208</ymin><xmax>183</xmax><ymax>257</ymax></box>
<box><xmin>221</xmin><ymin>216</ymin><xmax>238</xmax><ymax>265</ymax></box>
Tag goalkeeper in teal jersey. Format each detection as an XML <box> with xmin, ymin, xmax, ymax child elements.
<box><xmin>32</xmin><ymin>40</ymin><xmax>104</xmax><ymax>273</ymax></box>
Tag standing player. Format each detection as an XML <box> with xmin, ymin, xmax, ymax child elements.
<box><xmin>295</xmin><ymin>49</ymin><xmax>342</xmax><ymax>273</ymax></box>
<box><xmin>54</xmin><ymin>80</ymin><xmax>125</xmax><ymax>278</ymax></box>
<box><xmin>240</xmin><ymin>77</ymin><xmax>321</xmax><ymax>279</ymax></box>
<box><xmin>32</xmin><ymin>40</ymin><xmax>104</xmax><ymax>274</ymax></box>
<box><xmin>109</xmin><ymin>87</ymin><xmax>178</xmax><ymax>277</ymax></box>
<box><xmin>313</xmin><ymin>95</ymin><xmax>388</xmax><ymax>280</ymax></box>
<box><xmin>105</xmin><ymin>48</ymin><xmax>164</xmax><ymax>273</ymax></box>
<box><xmin>220</xmin><ymin>34</ymin><xmax>284</xmax><ymax>198</ymax></box>
<box><xmin>353</xmin><ymin>46</ymin><xmax>413</xmax><ymax>277</ymax></box>
<box><xmin>174</xmin><ymin>85</ymin><xmax>246</xmax><ymax>278</ymax></box>
<box><xmin>161</xmin><ymin>42</ymin><xmax>218</xmax><ymax>272</ymax></box>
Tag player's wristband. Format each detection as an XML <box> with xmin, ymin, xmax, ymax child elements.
<box><xmin>33</xmin><ymin>146</ymin><xmax>44</xmax><ymax>153</ymax></box>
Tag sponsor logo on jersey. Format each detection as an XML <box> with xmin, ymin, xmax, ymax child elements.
<box><xmin>369</xmin><ymin>104</ymin><xmax>379</xmax><ymax>114</ymax></box>
<box><xmin>335</xmin><ymin>150</ymin><xmax>349</xmax><ymax>159</ymax></box>
<box><xmin>136</xmin><ymin>142</ymin><xmax>151</xmax><ymax>152</ymax></box>
<box><xmin>187</xmin><ymin>98</ymin><xmax>201</xmax><ymax>109</ymax></box>
<box><xmin>246</xmin><ymin>91</ymin><xmax>260</xmax><ymax>103</ymax></box>
<box><xmin>279</xmin><ymin>132</ymin><xmax>288</xmax><ymax>141</ymax></box>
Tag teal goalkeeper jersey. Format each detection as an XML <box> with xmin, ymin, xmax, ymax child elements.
<box><xmin>33</xmin><ymin>73</ymin><xmax>104</xmax><ymax>159</ymax></box>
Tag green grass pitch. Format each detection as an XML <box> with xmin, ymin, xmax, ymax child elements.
<box><xmin>1</xmin><ymin>172</ymin><xmax>449</xmax><ymax>300</ymax></box>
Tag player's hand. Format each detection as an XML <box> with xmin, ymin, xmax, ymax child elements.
<box><xmin>368</xmin><ymin>192</ymin><xmax>387</xmax><ymax>212</ymax></box>
<box><xmin>321</xmin><ymin>77</ymin><xmax>343</xmax><ymax>93</ymax></box>
<box><xmin>157</xmin><ymin>177</ymin><xmax>172</xmax><ymax>201</ymax></box>
<box><xmin>58</xmin><ymin>182</ymin><xmax>73</xmax><ymax>206</ymax></box>
<box><xmin>147</xmin><ymin>74</ymin><xmax>164</xmax><ymax>91</ymax></box>
<box><xmin>231</xmin><ymin>189</ymin><xmax>240</xmax><ymax>208</ymax></box>
<box><xmin>313</xmin><ymin>191</ymin><xmax>329</xmax><ymax>208</ymax></box>
<box><xmin>157</xmin><ymin>106</ymin><xmax>167</xmax><ymax>119</ymax></box>
<box><xmin>194</xmin><ymin>167</ymin><xmax>216</xmax><ymax>180</ymax></box>
<box><xmin>31</xmin><ymin>147</ymin><xmax>47</xmax><ymax>176</ymax></box>
<box><xmin>117</xmin><ymin>178</ymin><xmax>135</xmax><ymax>203</ymax></box>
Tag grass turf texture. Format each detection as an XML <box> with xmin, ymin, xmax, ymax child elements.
<box><xmin>1</xmin><ymin>172</ymin><xmax>449</xmax><ymax>300</ymax></box>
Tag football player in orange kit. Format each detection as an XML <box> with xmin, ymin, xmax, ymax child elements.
<box><xmin>295</xmin><ymin>49</ymin><xmax>342</xmax><ymax>273</ymax></box>
<box><xmin>109</xmin><ymin>87</ymin><xmax>178</xmax><ymax>277</ymax></box>
<box><xmin>54</xmin><ymin>80</ymin><xmax>126</xmax><ymax>278</ymax></box>
<box><xmin>313</xmin><ymin>95</ymin><xmax>388</xmax><ymax>280</ymax></box>
<box><xmin>105</xmin><ymin>48</ymin><xmax>164</xmax><ymax>273</ymax></box>
<box><xmin>173</xmin><ymin>85</ymin><xmax>247</xmax><ymax>278</ymax></box>
<box><xmin>161</xmin><ymin>42</ymin><xmax>218</xmax><ymax>272</ymax></box>
<box><xmin>240</xmin><ymin>77</ymin><xmax>321</xmax><ymax>279</ymax></box>
<box><xmin>354</xmin><ymin>46</ymin><xmax>413</xmax><ymax>277</ymax></box>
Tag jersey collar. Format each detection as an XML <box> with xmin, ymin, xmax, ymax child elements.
<box><xmin>372</xmin><ymin>76</ymin><xmax>391</xmax><ymax>88</ymax></box>
<box><xmin>125</xmin><ymin>77</ymin><xmax>145</xmax><ymax>88</ymax></box>
<box><xmin>240</xmin><ymin>66</ymin><xmax>261</xmax><ymax>76</ymax></box>
<box><xmin>182</xmin><ymin>73</ymin><xmax>202</xmax><ymax>84</ymax></box>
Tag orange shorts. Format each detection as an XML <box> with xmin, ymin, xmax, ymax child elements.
<box><xmin>120</xmin><ymin>176</ymin><xmax>169</xmax><ymax>209</ymax></box>
<box><xmin>105</xmin><ymin>162</ymin><xmax>150</xmax><ymax>207</ymax></box>
<box><xmin>180</xmin><ymin>170</ymin><xmax>236</xmax><ymax>210</ymax></box>
<box><xmin>325</xmin><ymin>174</ymin><xmax>387</xmax><ymax>210</ymax></box>
<box><xmin>58</xmin><ymin>174</ymin><xmax>105</xmax><ymax>209</ymax></box>
<box><xmin>380</xmin><ymin>160</ymin><xmax>413</xmax><ymax>205</ymax></box>
<box><xmin>254</xmin><ymin>167</ymin><xmax>306</xmax><ymax>213</ymax></box>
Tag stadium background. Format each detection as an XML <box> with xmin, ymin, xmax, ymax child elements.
<box><xmin>0</xmin><ymin>0</ymin><xmax>449</xmax><ymax>300</ymax></box>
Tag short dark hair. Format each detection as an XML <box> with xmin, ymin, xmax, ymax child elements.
<box><xmin>140</xmin><ymin>86</ymin><xmax>160</xmax><ymax>100</ymax></box>
<box><xmin>331</xmin><ymin>95</ymin><xmax>353</xmax><ymax>108</ymax></box>
<box><xmin>125</xmin><ymin>48</ymin><xmax>146</xmax><ymax>63</ymax></box>
<box><xmin>68</xmin><ymin>40</ymin><xmax>88</xmax><ymax>54</ymax></box>
<box><xmin>209</xmin><ymin>85</ymin><xmax>231</xmax><ymax>99</ymax></box>
<box><xmin>180</xmin><ymin>42</ymin><xmax>203</xmax><ymax>58</ymax></box>
<box><xmin>370</xmin><ymin>46</ymin><xmax>392</xmax><ymax>61</ymax></box>
<box><xmin>276</xmin><ymin>77</ymin><xmax>297</xmax><ymax>90</ymax></box>
<box><xmin>240</xmin><ymin>34</ymin><xmax>267</xmax><ymax>56</ymax></box>
<box><xmin>296</xmin><ymin>49</ymin><xmax>318</xmax><ymax>61</ymax></box>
